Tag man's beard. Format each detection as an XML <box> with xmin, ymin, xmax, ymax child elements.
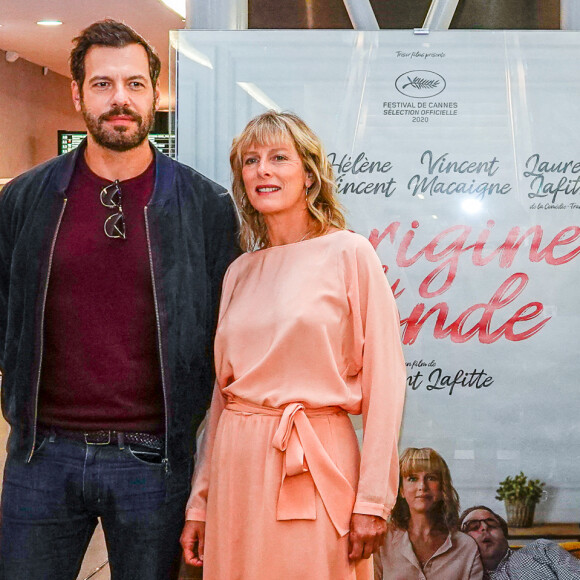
<box><xmin>82</xmin><ymin>101</ymin><xmax>156</xmax><ymax>152</ymax></box>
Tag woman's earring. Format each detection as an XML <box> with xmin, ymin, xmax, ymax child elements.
<box><xmin>305</xmin><ymin>186</ymin><xmax>309</xmax><ymax>197</ymax></box>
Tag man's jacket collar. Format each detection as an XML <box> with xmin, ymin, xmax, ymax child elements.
<box><xmin>52</xmin><ymin>138</ymin><xmax>176</xmax><ymax>205</ymax></box>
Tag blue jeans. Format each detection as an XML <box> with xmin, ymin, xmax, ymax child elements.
<box><xmin>0</xmin><ymin>433</ymin><xmax>191</xmax><ymax>580</ymax></box>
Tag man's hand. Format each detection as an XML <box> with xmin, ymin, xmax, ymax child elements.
<box><xmin>180</xmin><ymin>520</ymin><xmax>205</xmax><ymax>567</ymax></box>
<box><xmin>348</xmin><ymin>513</ymin><xmax>387</xmax><ymax>561</ymax></box>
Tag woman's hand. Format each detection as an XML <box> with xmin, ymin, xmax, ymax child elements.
<box><xmin>180</xmin><ymin>520</ymin><xmax>206</xmax><ymax>567</ymax></box>
<box><xmin>348</xmin><ymin>513</ymin><xmax>387</xmax><ymax>561</ymax></box>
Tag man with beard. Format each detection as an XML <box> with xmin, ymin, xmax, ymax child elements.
<box><xmin>0</xmin><ymin>20</ymin><xmax>238</xmax><ymax>580</ymax></box>
<box><xmin>459</xmin><ymin>506</ymin><xmax>580</xmax><ymax>579</ymax></box>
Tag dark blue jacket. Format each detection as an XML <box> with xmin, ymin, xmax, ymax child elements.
<box><xmin>0</xmin><ymin>142</ymin><xmax>239</xmax><ymax>471</ymax></box>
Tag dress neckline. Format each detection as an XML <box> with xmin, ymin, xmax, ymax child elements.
<box><xmin>257</xmin><ymin>229</ymin><xmax>348</xmax><ymax>253</ymax></box>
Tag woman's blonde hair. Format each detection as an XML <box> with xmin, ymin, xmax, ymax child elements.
<box><xmin>230</xmin><ymin>110</ymin><xmax>346</xmax><ymax>251</ymax></box>
<box><xmin>390</xmin><ymin>448</ymin><xmax>460</xmax><ymax>532</ymax></box>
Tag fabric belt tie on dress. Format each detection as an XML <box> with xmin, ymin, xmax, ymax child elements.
<box><xmin>225</xmin><ymin>398</ymin><xmax>355</xmax><ymax>537</ymax></box>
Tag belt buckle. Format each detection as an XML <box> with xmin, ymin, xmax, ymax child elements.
<box><xmin>84</xmin><ymin>431</ymin><xmax>112</xmax><ymax>445</ymax></box>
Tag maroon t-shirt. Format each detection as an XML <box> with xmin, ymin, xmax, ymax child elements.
<box><xmin>38</xmin><ymin>153</ymin><xmax>164</xmax><ymax>433</ymax></box>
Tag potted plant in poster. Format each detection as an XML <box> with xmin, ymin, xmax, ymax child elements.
<box><xmin>496</xmin><ymin>472</ymin><xmax>546</xmax><ymax>527</ymax></box>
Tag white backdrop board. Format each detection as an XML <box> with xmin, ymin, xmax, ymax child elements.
<box><xmin>171</xmin><ymin>30</ymin><xmax>580</xmax><ymax>522</ymax></box>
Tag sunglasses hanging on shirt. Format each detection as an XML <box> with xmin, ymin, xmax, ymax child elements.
<box><xmin>100</xmin><ymin>180</ymin><xmax>126</xmax><ymax>240</ymax></box>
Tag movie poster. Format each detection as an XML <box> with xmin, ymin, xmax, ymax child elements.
<box><xmin>172</xmin><ymin>30</ymin><xmax>580</xmax><ymax>528</ymax></box>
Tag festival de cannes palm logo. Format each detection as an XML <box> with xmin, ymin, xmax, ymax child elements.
<box><xmin>395</xmin><ymin>70</ymin><xmax>446</xmax><ymax>98</ymax></box>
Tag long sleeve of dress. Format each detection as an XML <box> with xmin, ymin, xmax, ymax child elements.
<box><xmin>347</xmin><ymin>241</ymin><xmax>406</xmax><ymax>520</ymax></box>
<box><xmin>185</xmin><ymin>266</ymin><xmax>235</xmax><ymax>521</ymax></box>
<box><xmin>185</xmin><ymin>380</ymin><xmax>226</xmax><ymax>521</ymax></box>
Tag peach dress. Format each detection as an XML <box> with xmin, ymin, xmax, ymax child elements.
<box><xmin>186</xmin><ymin>230</ymin><xmax>406</xmax><ymax>579</ymax></box>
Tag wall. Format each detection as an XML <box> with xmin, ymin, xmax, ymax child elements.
<box><xmin>0</xmin><ymin>50</ymin><xmax>84</xmax><ymax>180</ymax></box>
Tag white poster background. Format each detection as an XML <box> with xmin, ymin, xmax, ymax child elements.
<box><xmin>172</xmin><ymin>30</ymin><xmax>580</xmax><ymax>521</ymax></box>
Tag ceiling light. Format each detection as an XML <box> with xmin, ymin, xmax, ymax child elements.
<box><xmin>159</xmin><ymin>0</ymin><xmax>186</xmax><ymax>19</ymax></box>
<box><xmin>37</xmin><ymin>20</ymin><xmax>63</xmax><ymax>26</ymax></box>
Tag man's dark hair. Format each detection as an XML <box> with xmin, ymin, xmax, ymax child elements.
<box><xmin>459</xmin><ymin>505</ymin><xmax>509</xmax><ymax>538</ymax></box>
<box><xmin>70</xmin><ymin>19</ymin><xmax>161</xmax><ymax>91</ymax></box>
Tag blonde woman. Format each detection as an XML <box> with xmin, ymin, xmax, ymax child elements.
<box><xmin>374</xmin><ymin>448</ymin><xmax>483</xmax><ymax>579</ymax></box>
<box><xmin>180</xmin><ymin>111</ymin><xmax>406</xmax><ymax>579</ymax></box>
